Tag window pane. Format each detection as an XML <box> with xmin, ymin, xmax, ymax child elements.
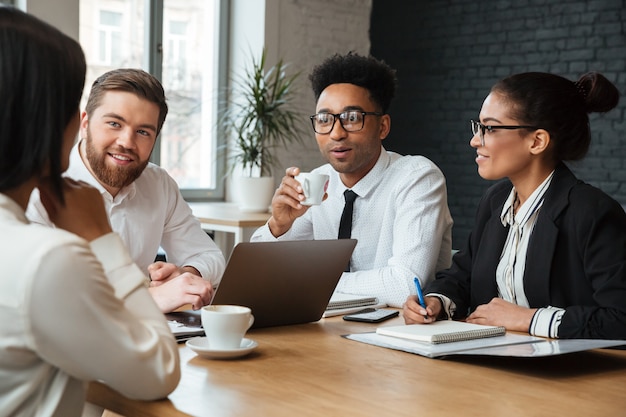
<box><xmin>160</xmin><ymin>0</ymin><xmax>218</xmax><ymax>190</ymax></box>
<box><xmin>79</xmin><ymin>0</ymin><xmax>144</xmax><ymax>107</ymax></box>
<box><xmin>100</xmin><ymin>10</ymin><xmax>122</xmax><ymax>26</ymax></box>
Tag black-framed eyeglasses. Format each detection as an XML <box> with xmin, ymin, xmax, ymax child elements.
<box><xmin>310</xmin><ymin>111</ymin><xmax>383</xmax><ymax>134</ymax></box>
<box><xmin>470</xmin><ymin>119</ymin><xmax>540</xmax><ymax>146</ymax></box>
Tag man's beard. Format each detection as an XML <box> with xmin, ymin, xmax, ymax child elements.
<box><xmin>84</xmin><ymin>133</ymin><xmax>149</xmax><ymax>190</ymax></box>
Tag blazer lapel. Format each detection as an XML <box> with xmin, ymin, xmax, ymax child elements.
<box><xmin>472</xmin><ymin>186</ymin><xmax>510</xmax><ymax>304</ymax></box>
<box><xmin>523</xmin><ymin>164</ymin><xmax>578</xmax><ymax>306</ymax></box>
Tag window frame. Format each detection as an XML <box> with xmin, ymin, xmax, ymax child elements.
<box><xmin>147</xmin><ymin>0</ymin><xmax>228</xmax><ymax>201</ymax></box>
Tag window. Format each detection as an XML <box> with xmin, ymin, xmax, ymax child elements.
<box><xmin>79</xmin><ymin>0</ymin><xmax>226</xmax><ymax>200</ymax></box>
<box><xmin>165</xmin><ymin>20</ymin><xmax>187</xmax><ymax>89</ymax></box>
<box><xmin>97</xmin><ymin>10</ymin><xmax>123</xmax><ymax>65</ymax></box>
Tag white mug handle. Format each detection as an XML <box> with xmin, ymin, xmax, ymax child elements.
<box><xmin>247</xmin><ymin>315</ymin><xmax>255</xmax><ymax>330</ymax></box>
<box><xmin>301</xmin><ymin>178</ymin><xmax>310</xmax><ymax>196</ymax></box>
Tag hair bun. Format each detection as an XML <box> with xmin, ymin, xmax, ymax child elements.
<box><xmin>575</xmin><ymin>72</ymin><xmax>620</xmax><ymax>113</ymax></box>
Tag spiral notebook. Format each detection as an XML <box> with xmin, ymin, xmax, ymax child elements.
<box><xmin>376</xmin><ymin>321</ymin><xmax>505</xmax><ymax>344</ymax></box>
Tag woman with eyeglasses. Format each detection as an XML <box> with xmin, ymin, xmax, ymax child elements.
<box><xmin>403</xmin><ymin>71</ymin><xmax>626</xmax><ymax>340</ymax></box>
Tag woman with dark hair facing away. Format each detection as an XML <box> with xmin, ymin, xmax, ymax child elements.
<box><xmin>0</xmin><ymin>7</ymin><xmax>179</xmax><ymax>416</ymax></box>
<box><xmin>403</xmin><ymin>71</ymin><xmax>626</xmax><ymax>340</ymax></box>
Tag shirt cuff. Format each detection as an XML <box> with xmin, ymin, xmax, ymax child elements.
<box><xmin>529</xmin><ymin>306</ymin><xmax>565</xmax><ymax>338</ymax></box>
<box><xmin>251</xmin><ymin>222</ymin><xmax>281</xmax><ymax>241</ymax></box>
<box><xmin>90</xmin><ymin>232</ymin><xmax>149</xmax><ymax>299</ymax></box>
<box><xmin>427</xmin><ymin>293</ymin><xmax>456</xmax><ymax>320</ymax></box>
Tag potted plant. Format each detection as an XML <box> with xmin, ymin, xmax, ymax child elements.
<box><xmin>220</xmin><ymin>49</ymin><xmax>304</xmax><ymax>212</ymax></box>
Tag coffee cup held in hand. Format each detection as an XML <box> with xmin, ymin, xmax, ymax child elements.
<box><xmin>201</xmin><ymin>305</ymin><xmax>254</xmax><ymax>350</ymax></box>
<box><xmin>295</xmin><ymin>173</ymin><xmax>329</xmax><ymax>206</ymax></box>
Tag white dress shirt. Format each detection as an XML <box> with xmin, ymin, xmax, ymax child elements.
<box><xmin>26</xmin><ymin>141</ymin><xmax>225</xmax><ymax>285</ymax></box>
<box><xmin>252</xmin><ymin>147</ymin><xmax>453</xmax><ymax>307</ymax></box>
<box><xmin>0</xmin><ymin>194</ymin><xmax>180</xmax><ymax>417</ymax></box>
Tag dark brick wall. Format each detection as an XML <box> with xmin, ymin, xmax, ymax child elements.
<box><xmin>370</xmin><ymin>0</ymin><xmax>626</xmax><ymax>249</ymax></box>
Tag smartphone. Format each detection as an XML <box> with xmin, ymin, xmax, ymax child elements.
<box><xmin>342</xmin><ymin>308</ymin><xmax>399</xmax><ymax>323</ymax></box>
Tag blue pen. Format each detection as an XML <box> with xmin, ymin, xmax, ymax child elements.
<box><xmin>413</xmin><ymin>277</ymin><xmax>428</xmax><ymax>319</ymax></box>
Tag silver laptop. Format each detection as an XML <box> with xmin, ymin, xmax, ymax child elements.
<box><xmin>211</xmin><ymin>239</ymin><xmax>357</xmax><ymax>328</ymax></box>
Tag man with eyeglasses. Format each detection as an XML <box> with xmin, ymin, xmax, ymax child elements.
<box><xmin>251</xmin><ymin>52</ymin><xmax>453</xmax><ymax>308</ymax></box>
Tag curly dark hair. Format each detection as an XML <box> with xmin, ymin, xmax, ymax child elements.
<box><xmin>309</xmin><ymin>52</ymin><xmax>397</xmax><ymax>113</ymax></box>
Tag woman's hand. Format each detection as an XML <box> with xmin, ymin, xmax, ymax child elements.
<box><xmin>38</xmin><ymin>177</ymin><xmax>112</xmax><ymax>241</ymax></box>
<box><xmin>466</xmin><ymin>298</ymin><xmax>536</xmax><ymax>332</ymax></box>
<box><xmin>403</xmin><ymin>295</ymin><xmax>440</xmax><ymax>324</ymax></box>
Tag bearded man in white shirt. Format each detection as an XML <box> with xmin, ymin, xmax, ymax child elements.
<box><xmin>251</xmin><ymin>52</ymin><xmax>453</xmax><ymax>307</ymax></box>
<box><xmin>28</xmin><ymin>68</ymin><xmax>225</xmax><ymax>313</ymax></box>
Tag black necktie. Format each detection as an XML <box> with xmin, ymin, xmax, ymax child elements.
<box><xmin>338</xmin><ymin>190</ymin><xmax>358</xmax><ymax>239</ymax></box>
<box><xmin>338</xmin><ymin>190</ymin><xmax>358</xmax><ymax>271</ymax></box>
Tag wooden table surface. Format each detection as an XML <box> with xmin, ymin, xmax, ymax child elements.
<box><xmin>88</xmin><ymin>315</ymin><xmax>626</xmax><ymax>417</ymax></box>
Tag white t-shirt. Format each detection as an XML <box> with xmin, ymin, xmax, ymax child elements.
<box><xmin>252</xmin><ymin>148</ymin><xmax>453</xmax><ymax>307</ymax></box>
<box><xmin>0</xmin><ymin>194</ymin><xmax>180</xmax><ymax>417</ymax></box>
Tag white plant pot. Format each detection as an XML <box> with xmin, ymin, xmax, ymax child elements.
<box><xmin>236</xmin><ymin>176</ymin><xmax>274</xmax><ymax>213</ymax></box>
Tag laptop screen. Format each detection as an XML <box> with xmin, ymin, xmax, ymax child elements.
<box><xmin>211</xmin><ymin>239</ymin><xmax>357</xmax><ymax>328</ymax></box>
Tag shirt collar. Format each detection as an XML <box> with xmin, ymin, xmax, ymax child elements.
<box><xmin>339</xmin><ymin>146</ymin><xmax>390</xmax><ymax>198</ymax></box>
<box><xmin>500</xmin><ymin>170</ymin><xmax>555</xmax><ymax>227</ymax></box>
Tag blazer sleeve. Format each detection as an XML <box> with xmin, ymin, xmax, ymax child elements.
<box><xmin>426</xmin><ymin>181</ymin><xmax>510</xmax><ymax>318</ymax></box>
<box><xmin>556</xmin><ymin>187</ymin><xmax>626</xmax><ymax>339</ymax></box>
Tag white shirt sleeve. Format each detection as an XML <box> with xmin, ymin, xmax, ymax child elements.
<box><xmin>158</xmin><ymin>179</ymin><xmax>226</xmax><ymax>285</ymax></box>
<box><xmin>27</xmin><ymin>233</ymin><xmax>180</xmax><ymax>400</ymax></box>
<box><xmin>334</xmin><ymin>163</ymin><xmax>452</xmax><ymax>307</ymax></box>
<box><xmin>529</xmin><ymin>306</ymin><xmax>565</xmax><ymax>338</ymax></box>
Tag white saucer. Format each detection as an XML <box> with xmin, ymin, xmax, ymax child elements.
<box><xmin>186</xmin><ymin>337</ymin><xmax>258</xmax><ymax>359</ymax></box>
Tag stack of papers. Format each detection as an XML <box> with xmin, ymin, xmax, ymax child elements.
<box><xmin>323</xmin><ymin>292</ymin><xmax>386</xmax><ymax>318</ymax></box>
<box><xmin>345</xmin><ymin>321</ymin><xmax>626</xmax><ymax>358</ymax></box>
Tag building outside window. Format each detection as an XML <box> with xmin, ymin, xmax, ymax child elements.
<box><xmin>79</xmin><ymin>0</ymin><xmax>225</xmax><ymax>199</ymax></box>
<box><xmin>97</xmin><ymin>10</ymin><xmax>123</xmax><ymax>65</ymax></box>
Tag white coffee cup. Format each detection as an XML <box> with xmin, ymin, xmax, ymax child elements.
<box><xmin>201</xmin><ymin>305</ymin><xmax>255</xmax><ymax>350</ymax></box>
<box><xmin>295</xmin><ymin>173</ymin><xmax>330</xmax><ymax>205</ymax></box>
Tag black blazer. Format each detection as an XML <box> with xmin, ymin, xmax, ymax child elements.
<box><xmin>428</xmin><ymin>163</ymin><xmax>626</xmax><ymax>339</ymax></box>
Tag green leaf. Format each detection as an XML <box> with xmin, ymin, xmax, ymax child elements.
<box><xmin>218</xmin><ymin>48</ymin><xmax>305</xmax><ymax>177</ymax></box>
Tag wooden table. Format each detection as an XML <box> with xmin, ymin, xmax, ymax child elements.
<box><xmin>87</xmin><ymin>315</ymin><xmax>626</xmax><ymax>417</ymax></box>
<box><xmin>188</xmin><ymin>202</ymin><xmax>270</xmax><ymax>257</ymax></box>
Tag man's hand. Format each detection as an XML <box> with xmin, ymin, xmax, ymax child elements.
<box><xmin>147</xmin><ymin>261</ymin><xmax>200</xmax><ymax>284</ymax></box>
<box><xmin>38</xmin><ymin>177</ymin><xmax>112</xmax><ymax>241</ymax></box>
<box><xmin>148</xmin><ymin>272</ymin><xmax>214</xmax><ymax>312</ymax></box>
<box><xmin>267</xmin><ymin>167</ymin><xmax>327</xmax><ymax>237</ymax></box>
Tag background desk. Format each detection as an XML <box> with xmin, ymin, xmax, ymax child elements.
<box><xmin>88</xmin><ymin>315</ymin><xmax>626</xmax><ymax>417</ymax></box>
<box><xmin>188</xmin><ymin>202</ymin><xmax>270</xmax><ymax>258</ymax></box>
